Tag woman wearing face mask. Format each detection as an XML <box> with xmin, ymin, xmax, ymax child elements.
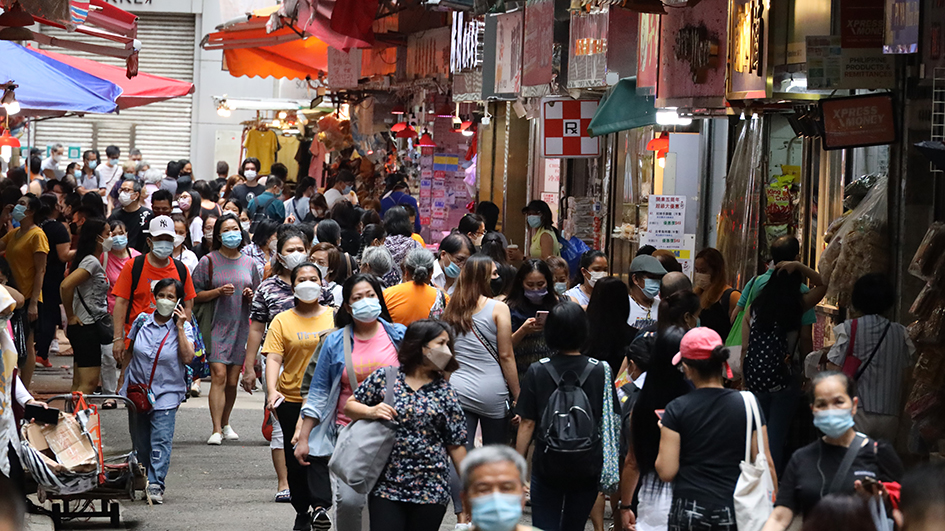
<box><xmin>310</xmin><ymin>242</ymin><xmax>344</xmax><ymax>307</ymax></box>
<box><xmin>381</xmin><ymin>206</ymin><xmax>422</xmax><ymax>287</ymax></box>
<box><xmin>59</xmin><ymin>218</ymin><xmax>111</xmax><ymax>393</ymax></box>
<box><xmin>656</xmin><ymin>290</ymin><xmax>702</xmax><ymax>332</ymax></box>
<box><xmin>458</xmin><ymin>213</ymin><xmax>486</xmax><ymax>249</ymax></box>
<box><xmin>693</xmin><ymin>248</ymin><xmax>740</xmax><ymax>340</ymax></box>
<box><xmin>263</xmin><ymin>262</ymin><xmax>335</xmax><ymax>528</ymax></box>
<box><xmin>101</xmin><ymin>220</ymin><xmax>140</xmax><ymax>398</ymax></box>
<box><xmin>432</xmin><ymin>233</ymin><xmax>475</xmax><ymax>296</ymax></box>
<box><xmin>344</xmin><ymin>319</ymin><xmax>468</xmax><ymax>531</ymax></box>
<box><xmin>120</xmin><ymin>278</ymin><xmax>195</xmax><ymax>505</ymax></box>
<box><xmin>164</xmin><ymin>214</ymin><xmax>197</xmax><ymax>273</ymax></box>
<box><xmin>309</xmin><ymin>193</ymin><xmax>329</xmax><ymax>223</ymax></box>
<box><xmin>584</xmin><ymin>276</ymin><xmax>635</xmax><ymax>374</ymax></box>
<box><xmin>283</xmin><ymin>177</ymin><xmax>317</xmax><ymax>224</ymax></box>
<box><xmin>0</xmin><ymin>193</ymin><xmax>50</xmax><ymax>389</ymax></box>
<box><xmin>544</xmin><ymin>256</ymin><xmax>571</xmax><ymax>300</ymax></box>
<box><xmin>507</xmin><ymin>259</ymin><xmax>560</xmax><ymax>384</ymax></box>
<box><xmin>193</xmin><ymin>213</ymin><xmax>261</xmax><ymax>446</ymax></box>
<box><xmin>242</xmin><ymin>218</ymin><xmax>280</xmax><ymax>281</ymax></box>
<box><xmin>195</xmin><ymin>215</ymin><xmax>217</xmax><ymax>260</ymax></box>
<box><xmin>565</xmin><ymin>250</ymin><xmax>608</xmax><ymax>307</ymax></box>
<box><xmin>522</xmin><ymin>200</ymin><xmax>560</xmax><ymax>260</ymax></box>
<box><xmin>177</xmin><ymin>190</ymin><xmax>202</xmax><ymax>247</ymax></box>
<box><xmin>760</xmin><ymin>371</ymin><xmax>903</xmax><ymax>531</ymax></box>
<box><xmin>296</xmin><ymin>273</ymin><xmax>405</xmax><ymax>531</ymax></box>
<box><xmin>383</xmin><ymin>247</ymin><xmax>449</xmax><ymax>326</ymax></box>
<box><xmin>36</xmin><ymin>194</ymin><xmax>73</xmax><ymax>369</ymax></box>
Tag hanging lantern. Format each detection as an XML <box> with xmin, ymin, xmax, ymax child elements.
<box><xmin>396</xmin><ymin>124</ymin><xmax>418</xmax><ymax>139</ymax></box>
<box><xmin>391</xmin><ymin>104</ymin><xmax>406</xmax><ymax>115</ymax></box>
<box><xmin>391</xmin><ymin>122</ymin><xmax>407</xmax><ymax>133</ymax></box>
<box><xmin>418</xmin><ymin>131</ymin><xmax>436</xmax><ymax>147</ymax></box>
<box><xmin>0</xmin><ymin>129</ymin><xmax>21</xmax><ymax>163</ymax></box>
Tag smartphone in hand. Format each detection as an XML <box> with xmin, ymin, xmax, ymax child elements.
<box><xmin>26</xmin><ymin>404</ymin><xmax>59</xmax><ymax>425</ymax></box>
<box><xmin>654</xmin><ymin>409</ymin><xmax>665</xmax><ymax>420</ymax></box>
<box><xmin>535</xmin><ymin>311</ymin><xmax>549</xmax><ymax>325</ymax></box>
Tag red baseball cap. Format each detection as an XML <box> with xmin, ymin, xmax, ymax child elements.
<box><xmin>672</xmin><ymin>327</ymin><xmax>733</xmax><ymax>379</ymax></box>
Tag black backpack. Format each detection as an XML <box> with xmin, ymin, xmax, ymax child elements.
<box><xmin>535</xmin><ymin>357</ymin><xmax>602</xmax><ymax>485</ymax></box>
<box><xmin>249</xmin><ymin>194</ymin><xmax>278</xmax><ymax>232</ymax></box>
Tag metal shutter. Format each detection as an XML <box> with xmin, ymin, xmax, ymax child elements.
<box><xmin>34</xmin><ymin>13</ymin><xmax>196</xmax><ymax>167</ymax></box>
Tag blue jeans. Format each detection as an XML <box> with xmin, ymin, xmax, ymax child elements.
<box><xmin>753</xmin><ymin>386</ymin><xmax>798</xmax><ymax>475</ymax></box>
<box><xmin>529</xmin><ymin>472</ymin><xmax>599</xmax><ymax>531</ymax></box>
<box><xmin>133</xmin><ymin>407</ymin><xmax>178</xmax><ymax>490</ymax></box>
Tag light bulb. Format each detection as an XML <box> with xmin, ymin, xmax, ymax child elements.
<box><xmin>217</xmin><ymin>106</ymin><xmax>231</xmax><ymax>117</ymax></box>
<box><xmin>3</xmin><ymin>101</ymin><xmax>19</xmax><ymax>116</ymax></box>
<box><xmin>279</xmin><ymin>111</ymin><xmax>288</xmax><ymax>119</ymax></box>
<box><xmin>658</xmin><ymin>156</ymin><xmax>666</xmax><ymax>168</ymax></box>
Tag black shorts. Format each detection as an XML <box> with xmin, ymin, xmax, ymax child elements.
<box><xmin>67</xmin><ymin>323</ymin><xmax>103</xmax><ymax>368</ymax></box>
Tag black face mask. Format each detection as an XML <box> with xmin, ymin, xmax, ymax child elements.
<box><xmin>69</xmin><ymin>222</ymin><xmax>79</xmax><ymax>235</ymax></box>
<box><xmin>490</xmin><ymin>277</ymin><xmax>504</xmax><ymax>298</ymax></box>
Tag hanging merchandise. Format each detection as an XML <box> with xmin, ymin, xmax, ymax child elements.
<box><xmin>317</xmin><ymin>114</ymin><xmax>354</xmax><ymax>151</ymax></box>
<box><xmin>244</xmin><ymin>126</ymin><xmax>280</xmax><ymax>175</ymax></box>
<box><xmin>763</xmin><ymin>168</ymin><xmax>800</xmax><ymax>250</ymax></box>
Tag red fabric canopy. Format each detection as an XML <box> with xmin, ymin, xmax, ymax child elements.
<box><xmin>28</xmin><ymin>45</ymin><xmax>194</xmax><ymax>109</ymax></box>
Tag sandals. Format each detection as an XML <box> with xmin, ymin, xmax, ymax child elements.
<box><xmin>274</xmin><ymin>489</ymin><xmax>291</xmax><ymax>503</ymax></box>
<box><xmin>102</xmin><ymin>399</ymin><xmax>118</xmax><ymax>410</ymax></box>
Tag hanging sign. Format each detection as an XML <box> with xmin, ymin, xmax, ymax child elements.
<box><xmin>637</xmin><ymin>14</ymin><xmax>660</xmax><ymax>96</ymax></box>
<box><xmin>540</xmin><ymin>99</ymin><xmax>600</xmax><ymax>158</ymax></box>
<box><xmin>451</xmin><ymin>11</ymin><xmax>485</xmax><ymax>73</ymax></box>
<box><xmin>883</xmin><ymin>0</ymin><xmax>919</xmax><ymax>53</ymax></box>
<box><xmin>494</xmin><ymin>10</ymin><xmax>524</xmax><ymax>94</ymax></box>
<box><xmin>820</xmin><ymin>94</ymin><xmax>896</xmax><ymax>150</ymax></box>
<box><xmin>328</xmin><ymin>47</ymin><xmax>362</xmax><ymax>89</ymax></box>
<box><xmin>407</xmin><ymin>27</ymin><xmax>451</xmax><ymax>79</ymax></box>
<box><xmin>806</xmin><ymin>35</ymin><xmax>895</xmax><ymax>89</ymax></box>
<box><xmin>569</xmin><ymin>10</ymin><xmax>609</xmax><ymax>88</ymax></box>
<box><xmin>523</xmin><ymin>0</ymin><xmax>555</xmax><ymax>87</ymax></box>
<box><xmin>727</xmin><ymin>0</ymin><xmax>768</xmax><ymax>99</ymax></box>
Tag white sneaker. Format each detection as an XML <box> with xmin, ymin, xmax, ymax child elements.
<box><xmin>222</xmin><ymin>425</ymin><xmax>239</xmax><ymax>441</ymax></box>
<box><xmin>50</xmin><ymin>339</ymin><xmax>60</xmax><ymax>354</ymax></box>
<box><xmin>207</xmin><ymin>432</ymin><xmax>223</xmax><ymax>445</ymax></box>
<box><xmin>454</xmin><ymin>525</ymin><xmax>472</xmax><ymax>531</ymax></box>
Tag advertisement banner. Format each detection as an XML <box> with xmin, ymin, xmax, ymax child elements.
<box><xmin>406</xmin><ymin>27</ymin><xmax>451</xmax><ymax>79</ymax></box>
<box><xmin>806</xmin><ymin>35</ymin><xmax>895</xmax><ymax>89</ymax></box>
<box><xmin>883</xmin><ymin>0</ymin><xmax>919</xmax><ymax>53</ymax></box>
<box><xmin>523</xmin><ymin>0</ymin><xmax>555</xmax><ymax>86</ymax></box>
<box><xmin>637</xmin><ymin>13</ymin><xmax>660</xmax><ymax>96</ymax></box>
<box><xmin>727</xmin><ymin>0</ymin><xmax>768</xmax><ymax>99</ymax></box>
<box><xmin>820</xmin><ymin>94</ymin><xmax>896</xmax><ymax>150</ymax></box>
<box><xmin>494</xmin><ymin>10</ymin><xmax>524</xmax><ymax>94</ymax></box>
<box><xmin>328</xmin><ymin>47</ymin><xmax>362</xmax><ymax>89</ymax></box>
<box><xmin>569</xmin><ymin>10</ymin><xmax>609</xmax><ymax>88</ymax></box>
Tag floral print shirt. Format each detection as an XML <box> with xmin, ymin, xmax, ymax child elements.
<box><xmin>353</xmin><ymin>367</ymin><xmax>467</xmax><ymax>505</ymax></box>
<box><xmin>382</xmin><ymin>235</ymin><xmax>421</xmax><ymax>287</ymax></box>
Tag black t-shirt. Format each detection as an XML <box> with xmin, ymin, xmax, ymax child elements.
<box><xmin>775</xmin><ymin>437</ymin><xmax>903</xmax><ymax>517</ymax></box>
<box><xmin>108</xmin><ymin>206</ymin><xmax>153</xmax><ymax>254</ymax></box>
<box><xmin>231</xmin><ymin>183</ymin><xmax>266</xmax><ymax>210</ymax></box>
<box><xmin>661</xmin><ymin>388</ymin><xmax>763</xmax><ymax>506</ymax></box>
<box><xmin>40</xmin><ymin>219</ymin><xmax>71</xmax><ymax>303</ymax></box>
<box><xmin>516</xmin><ymin>354</ymin><xmax>618</xmax><ymax>488</ymax></box>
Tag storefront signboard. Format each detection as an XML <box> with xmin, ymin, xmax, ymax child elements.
<box><xmin>569</xmin><ymin>10</ymin><xmax>609</xmax><ymax>88</ymax></box>
<box><xmin>637</xmin><ymin>14</ymin><xmax>660</xmax><ymax>96</ymax></box>
<box><xmin>646</xmin><ymin>194</ymin><xmax>686</xmax><ymax>237</ymax></box>
<box><xmin>523</xmin><ymin>0</ymin><xmax>555</xmax><ymax>87</ymax></box>
<box><xmin>407</xmin><ymin>27</ymin><xmax>452</xmax><ymax>79</ymax></box>
<box><xmin>328</xmin><ymin>47</ymin><xmax>362</xmax><ymax>89</ymax></box>
<box><xmin>820</xmin><ymin>94</ymin><xmax>896</xmax><ymax>150</ymax></box>
<box><xmin>451</xmin><ymin>11</ymin><xmax>485</xmax><ymax>73</ymax></box>
<box><xmin>656</xmin><ymin>0</ymin><xmax>727</xmax><ymax>106</ymax></box>
<box><xmin>494</xmin><ymin>10</ymin><xmax>524</xmax><ymax>94</ymax></box>
<box><xmin>806</xmin><ymin>35</ymin><xmax>895</xmax><ymax>89</ymax></box>
<box><xmin>540</xmin><ymin>99</ymin><xmax>600</xmax><ymax>158</ymax></box>
<box><xmin>883</xmin><ymin>0</ymin><xmax>919</xmax><ymax>53</ymax></box>
<box><xmin>727</xmin><ymin>0</ymin><xmax>768</xmax><ymax>99</ymax></box>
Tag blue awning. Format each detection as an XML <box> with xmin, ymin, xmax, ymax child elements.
<box><xmin>0</xmin><ymin>42</ymin><xmax>121</xmax><ymax>115</ymax></box>
<box><xmin>588</xmin><ymin>77</ymin><xmax>657</xmax><ymax>137</ymax></box>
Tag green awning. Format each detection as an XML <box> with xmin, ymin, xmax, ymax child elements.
<box><xmin>588</xmin><ymin>77</ymin><xmax>657</xmax><ymax>137</ymax></box>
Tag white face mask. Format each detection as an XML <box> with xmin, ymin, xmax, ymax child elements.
<box><xmin>294</xmin><ymin>281</ymin><xmax>322</xmax><ymax>303</ymax></box>
<box><xmin>587</xmin><ymin>271</ymin><xmax>607</xmax><ymax>287</ymax></box>
<box><xmin>155</xmin><ymin>298</ymin><xmax>177</xmax><ymax>317</ymax></box>
<box><xmin>100</xmin><ymin>236</ymin><xmax>114</xmax><ymax>253</ymax></box>
<box><xmin>693</xmin><ymin>272</ymin><xmax>711</xmax><ymax>290</ymax></box>
<box><xmin>173</xmin><ymin>234</ymin><xmax>186</xmax><ymax>248</ymax></box>
<box><xmin>244</xmin><ymin>170</ymin><xmax>257</xmax><ymax>181</ymax></box>
<box><xmin>118</xmin><ymin>191</ymin><xmax>134</xmax><ymax>206</ymax></box>
<box><xmin>240</xmin><ymin>221</ymin><xmax>251</xmax><ymax>232</ymax></box>
<box><xmin>471</xmin><ymin>234</ymin><xmax>484</xmax><ymax>247</ymax></box>
<box><xmin>315</xmin><ymin>263</ymin><xmax>329</xmax><ymax>281</ymax></box>
<box><xmin>281</xmin><ymin>251</ymin><xmax>308</xmax><ymax>271</ymax></box>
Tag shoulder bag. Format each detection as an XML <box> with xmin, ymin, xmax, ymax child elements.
<box><xmin>328</xmin><ymin>364</ymin><xmax>398</xmax><ymax>494</ymax></box>
<box><xmin>599</xmin><ymin>361</ymin><xmax>620</xmax><ymax>494</ymax></box>
<box><xmin>842</xmin><ymin>320</ymin><xmax>891</xmax><ymax>380</ymax></box>
<box><xmin>470</xmin><ymin>316</ymin><xmax>514</xmax><ymax>416</ymax></box>
<box><xmin>192</xmin><ymin>254</ymin><xmax>215</xmax><ymax>354</ymax></box>
<box><xmin>126</xmin><ymin>327</ymin><xmax>173</xmax><ymax>414</ymax></box>
<box><xmin>734</xmin><ymin>391</ymin><xmax>775</xmax><ymax>531</ymax></box>
<box><xmin>75</xmin><ymin>285</ymin><xmax>113</xmax><ymax>345</ymax></box>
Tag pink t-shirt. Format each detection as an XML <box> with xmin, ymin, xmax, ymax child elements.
<box><xmin>103</xmin><ymin>249</ymin><xmax>141</xmax><ymax>313</ymax></box>
<box><xmin>336</xmin><ymin>326</ymin><xmax>399</xmax><ymax>426</ymax></box>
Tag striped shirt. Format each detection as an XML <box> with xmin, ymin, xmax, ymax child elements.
<box><xmin>827</xmin><ymin>315</ymin><xmax>914</xmax><ymax>416</ymax></box>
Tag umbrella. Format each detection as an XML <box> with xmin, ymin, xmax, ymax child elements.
<box><xmin>0</xmin><ymin>42</ymin><xmax>120</xmax><ymax>115</ymax></box>
<box><xmin>28</xmin><ymin>45</ymin><xmax>194</xmax><ymax>109</ymax></box>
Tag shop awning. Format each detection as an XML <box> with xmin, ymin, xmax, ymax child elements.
<box><xmin>28</xmin><ymin>45</ymin><xmax>194</xmax><ymax>109</ymax></box>
<box><xmin>587</xmin><ymin>77</ymin><xmax>657</xmax><ymax>137</ymax></box>
<box><xmin>0</xmin><ymin>41</ymin><xmax>119</xmax><ymax>115</ymax></box>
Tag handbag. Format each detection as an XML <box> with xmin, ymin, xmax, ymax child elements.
<box><xmin>725</xmin><ymin>277</ymin><xmax>762</xmax><ymax>375</ymax></box>
<box><xmin>328</xmin><ymin>364</ymin><xmax>398</xmax><ymax>495</ymax></box>
<box><xmin>75</xmin><ymin>287</ymin><xmax>113</xmax><ymax>345</ymax></box>
<box><xmin>599</xmin><ymin>362</ymin><xmax>620</xmax><ymax>494</ymax></box>
<box><xmin>733</xmin><ymin>391</ymin><xmax>775</xmax><ymax>531</ymax></box>
<box><xmin>126</xmin><ymin>328</ymin><xmax>173</xmax><ymax>415</ymax></box>
<box><xmin>841</xmin><ymin>319</ymin><xmax>891</xmax><ymax>380</ymax></box>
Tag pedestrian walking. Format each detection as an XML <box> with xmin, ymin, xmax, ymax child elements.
<box><xmin>515</xmin><ymin>301</ymin><xmax>617</xmax><ymax>531</ymax></box>
<box><xmin>507</xmin><ymin>259</ymin><xmax>559</xmax><ymax>383</ymax></box>
<box><xmin>101</xmin><ymin>219</ymin><xmax>140</xmax><ymax>400</ymax></box>
<box><xmin>243</xmin><ymin>218</ymin><xmax>280</xmax><ymax>281</ymax></box>
<box><xmin>381</xmin><ymin>206</ymin><xmax>422</xmax><ymax>286</ymax></box>
<box><xmin>584</xmin><ymin>276</ymin><xmax>634</xmax><ymax>375</ymax></box>
<box><xmin>458</xmin><ymin>213</ymin><xmax>486</xmax><ymax>249</ymax></box>
<box><xmin>359</xmin><ymin>246</ymin><xmax>394</xmax><ymax>282</ymax></box>
<box><xmin>264</xmin><ymin>262</ymin><xmax>335</xmax><ymax>528</ymax></box>
<box><xmin>564</xmin><ymin>250</ymin><xmax>607</xmax><ymax>306</ymax></box>
<box><xmin>36</xmin><ymin>193</ymin><xmax>71</xmax><ymax>368</ymax></box>
<box><xmin>310</xmin><ymin>242</ymin><xmax>345</xmax><ymax>307</ymax></box>
<box><xmin>893</xmin><ymin>462</ymin><xmax>945</xmax><ymax>531</ymax></box>
<box><xmin>431</xmin><ymin>233</ymin><xmax>474</xmax><ymax>296</ymax></box>
<box><xmin>231</xmin><ymin>158</ymin><xmax>264</xmax><ymax>210</ymax></box>
<box><xmin>344</xmin><ymin>319</ymin><xmax>467</xmax><ymax>531</ymax></box>
<box><xmin>60</xmin><ymin>218</ymin><xmax>110</xmax><ymax>394</ymax></box>
<box><xmin>108</xmin><ymin>178</ymin><xmax>152</xmax><ymax>253</ymax></box>
<box><xmin>656</xmin><ymin>327</ymin><xmax>777</xmax><ymax>531</ymax></box>
<box><xmin>545</xmin><ymin>256</ymin><xmax>571</xmax><ymax>299</ymax></box>
<box><xmin>799</xmin><ymin>495</ymin><xmax>878</xmax><ymax>531</ymax></box>
<box><xmin>522</xmin><ymin>200</ymin><xmax>560</xmax><ymax>259</ymax></box>
<box><xmin>383</xmin><ymin>247</ymin><xmax>449</xmax><ymax>326</ymax></box>
<box><xmin>760</xmin><ymin>371</ymin><xmax>903</xmax><ymax>531</ymax></box>
<box><xmin>656</xmin><ymin>291</ymin><xmax>701</xmax><ymax>332</ymax></box>
<box><xmin>193</xmin><ymin>213</ymin><xmax>261</xmax><ymax>445</ymax></box>
<box><xmin>627</xmin><ymin>255</ymin><xmax>667</xmax><ymax>332</ymax></box>
<box><xmin>170</xmin><ymin>214</ymin><xmax>199</xmax><ymax>273</ymax></box>
<box><xmin>285</xmin><ymin>176</ymin><xmax>318</xmax><ymax>224</ymax></box>
<box><xmin>693</xmin><ymin>247</ymin><xmax>740</xmax><ymax>340</ymax></box>
<box><xmin>297</xmin><ymin>273</ymin><xmax>405</xmax><ymax>531</ymax></box>
<box><xmin>460</xmin><ymin>445</ymin><xmax>539</xmax><ymax>531</ymax></box>
<box><xmin>248</xmin><ymin>174</ymin><xmax>286</xmax><ymax>230</ymax></box>
<box><xmin>331</xmin><ymin>200</ymin><xmax>362</xmax><ymax>257</ymax></box>
<box><xmin>120</xmin><ymin>278</ymin><xmax>195</xmax><ymax>505</ymax></box>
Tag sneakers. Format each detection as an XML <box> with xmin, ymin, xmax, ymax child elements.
<box><xmin>453</xmin><ymin>525</ymin><xmax>473</xmax><ymax>531</ymax></box>
<box><xmin>207</xmin><ymin>432</ymin><xmax>223</xmax><ymax>445</ymax></box>
<box><xmin>35</xmin><ymin>357</ymin><xmax>52</xmax><ymax>368</ymax></box>
<box><xmin>50</xmin><ymin>338</ymin><xmax>59</xmax><ymax>354</ymax></box>
<box><xmin>311</xmin><ymin>507</ymin><xmax>331</xmax><ymax>531</ymax></box>
<box><xmin>189</xmin><ymin>380</ymin><xmax>201</xmax><ymax>397</ymax></box>
<box><xmin>222</xmin><ymin>425</ymin><xmax>239</xmax><ymax>441</ymax></box>
<box><xmin>274</xmin><ymin>489</ymin><xmax>291</xmax><ymax>503</ymax></box>
<box><xmin>146</xmin><ymin>485</ymin><xmax>164</xmax><ymax>505</ymax></box>
<box><xmin>293</xmin><ymin>511</ymin><xmax>312</xmax><ymax>531</ymax></box>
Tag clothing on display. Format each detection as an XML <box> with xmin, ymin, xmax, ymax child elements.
<box><xmin>243</xmin><ymin>127</ymin><xmax>280</xmax><ymax>175</ymax></box>
<box><xmin>277</xmin><ymin>135</ymin><xmax>301</xmax><ymax>183</ymax></box>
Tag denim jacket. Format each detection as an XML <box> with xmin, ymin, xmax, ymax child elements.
<box><xmin>299</xmin><ymin>319</ymin><xmax>406</xmax><ymax>457</ymax></box>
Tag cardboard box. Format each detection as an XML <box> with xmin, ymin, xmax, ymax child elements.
<box><xmin>27</xmin><ymin>413</ymin><xmax>98</xmax><ymax>473</ymax></box>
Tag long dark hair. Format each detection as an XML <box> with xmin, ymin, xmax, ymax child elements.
<box><xmin>359</xmin><ymin>224</ymin><xmax>387</xmax><ymax>259</ymax></box>
<box><xmin>398</xmin><ymin>319</ymin><xmax>460</xmax><ymax>374</ymax></box>
<box><xmin>801</xmin><ymin>494</ymin><xmax>877</xmax><ymax>531</ymax></box>
<box><xmin>631</xmin><ymin>326</ymin><xmax>691</xmax><ymax>490</ymax></box>
<box><xmin>71</xmin><ymin>217</ymin><xmax>107</xmax><ymax>272</ymax></box>
<box><xmin>657</xmin><ymin>290</ymin><xmax>701</xmax><ymax>332</ymax></box>
<box><xmin>334</xmin><ymin>273</ymin><xmax>393</xmax><ymax>328</ymax></box>
<box><xmin>752</xmin><ymin>270</ymin><xmax>804</xmax><ymax>331</ymax></box>
<box><xmin>574</xmin><ymin>250</ymin><xmax>606</xmax><ymax>287</ymax></box>
<box><xmin>480</xmin><ymin>232</ymin><xmax>508</xmax><ymax>266</ymax></box>
<box><xmin>442</xmin><ymin>254</ymin><xmax>495</xmax><ymax>334</ymax></box>
<box><xmin>211</xmin><ymin>213</ymin><xmax>247</xmax><ymax>251</ymax></box>
<box><xmin>506</xmin><ymin>259</ymin><xmax>558</xmax><ymax>310</ymax></box>
<box><xmin>584</xmin><ymin>277</ymin><xmax>631</xmax><ymax>372</ymax></box>
<box><xmin>383</xmin><ymin>206</ymin><xmax>413</xmax><ymax>237</ymax></box>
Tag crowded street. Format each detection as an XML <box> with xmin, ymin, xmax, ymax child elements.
<box><xmin>2</xmin><ymin>1</ymin><xmax>945</xmax><ymax>531</ymax></box>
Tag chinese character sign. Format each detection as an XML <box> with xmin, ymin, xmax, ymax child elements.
<box><xmin>647</xmin><ymin>195</ymin><xmax>687</xmax><ymax>236</ymax></box>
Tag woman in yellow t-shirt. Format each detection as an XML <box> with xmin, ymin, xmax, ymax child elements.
<box><xmin>522</xmin><ymin>199</ymin><xmax>560</xmax><ymax>259</ymax></box>
<box><xmin>262</xmin><ymin>262</ymin><xmax>334</xmax><ymax>528</ymax></box>
<box><xmin>0</xmin><ymin>193</ymin><xmax>50</xmax><ymax>388</ymax></box>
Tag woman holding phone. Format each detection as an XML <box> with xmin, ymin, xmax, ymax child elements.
<box><xmin>505</xmin><ymin>259</ymin><xmax>561</xmax><ymax>383</ymax></box>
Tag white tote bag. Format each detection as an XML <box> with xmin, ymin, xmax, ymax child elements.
<box><xmin>733</xmin><ymin>391</ymin><xmax>775</xmax><ymax>531</ymax></box>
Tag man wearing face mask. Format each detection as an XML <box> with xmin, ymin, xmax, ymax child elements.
<box><xmin>108</xmin><ymin>179</ymin><xmax>153</xmax><ymax>254</ymax></box>
<box><xmin>247</xmin><ymin>173</ymin><xmax>286</xmax><ymax>231</ymax></box>
<box><xmin>627</xmin><ymin>255</ymin><xmax>666</xmax><ymax>331</ymax></box>
<box><xmin>41</xmin><ymin>143</ymin><xmax>65</xmax><ymax>181</ymax></box>
<box><xmin>231</xmin><ymin>158</ymin><xmax>266</xmax><ymax>210</ymax></box>
<box><xmin>461</xmin><ymin>446</ymin><xmax>538</xmax><ymax>531</ymax></box>
<box><xmin>99</xmin><ymin>146</ymin><xmax>124</xmax><ymax>202</ymax></box>
<box><xmin>322</xmin><ymin>169</ymin><xmax>357</xmax><ymax>208</ymax></box>
<box><xmin>111</xmin><ymin>215</ymin><xmax>197</xmax><ymax>365</ymax></box>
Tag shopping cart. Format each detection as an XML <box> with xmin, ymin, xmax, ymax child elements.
<box><xmin>19</xmin><ymin>393</ymin><xmax>146</xmax><ymax>528</ymax></box>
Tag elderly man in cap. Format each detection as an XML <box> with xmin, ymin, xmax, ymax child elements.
<box><xmin>461</xmin><ymin>445</ymin><xmax>540</xmax><ymax>531</ymax></box>
<box><xmin>627</xmin><ymin>254</ymin><xmax>667</xmax><ymax>331</ymax></box>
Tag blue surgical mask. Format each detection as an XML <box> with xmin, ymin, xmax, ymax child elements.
<box><xmin>343</xmin><ymin>185</ymin><xmax>353</xmax><ymax>194</ymax></box>
<box><xmin>151</xmin><ymin>240</ymin><xmax>174</xmax><ymax>259</ymax></box>
<box><xmin>74</xmin><ymin>170</ymin><xmax>82</xmax><ymax>179</ymax></box>
<box><xmin>642</xmin><ymin>278</ymin><xmax>661</xmax><ymax>299</ymax></box>
<box><xmin>813</xmin><ymin>408</ymin><xmax>855</xmax><ymax>439</ymax></box>
<box><xmin>221</xmin><ymin>230</ymin><xmax>243</xmax><ymax>249</ymax></box>
<box><xmin>111</xmin><ymin>234</ymin><xmax>128</xmax><ymax>250</ymax></box>
<box><xmin>350</xmin><ymin>297</ymin><xmax>382</xmax><ymax>323</ymax></box>
<box><xmin>443</xmin><ymin>257</ymin><xmax>461</xmax><ymax>278</ymax></box>
<box><xmin>525</xmin><ymin>289</ymin><xmax>547</xmax><ymax>303</ymax></box>
<box><xmin>88</xmin><ymin>160</ymin><xmax>98</xmax><ymax>170</ymax></box>
<box><xmin>11</xmin><ymin>204</ymin><xmax>27</xmax><ymax>222</ymax></box>
<box><xmin>109</xmin><ymin>158</ymin><xmax>119</xmax><ymax>166</ymax></box>
<box><xmin>554</xmin><ymin>282</ymin><xmax>568</xmax><ymax>295</ymax></box>
<box><xmin>471</xmin><ymin>492</ymin><xmax>523</xmax><ymax>531</ymax></box>
<box><xmin>526</xmin><ymin>215</ymin><xmax>542</xmax><ymax>229</ymax></box>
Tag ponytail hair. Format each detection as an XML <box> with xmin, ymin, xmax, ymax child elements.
<box><xmin>682</xmin><ymin>344</ymin><xmax>730</xmax><ymax>380</ymax></box>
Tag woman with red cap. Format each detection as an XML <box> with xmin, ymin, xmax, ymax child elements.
<box><xmin>655</xmin><ymin>327</ymin><xmax>777</xmax><ymax>531</ymax></box>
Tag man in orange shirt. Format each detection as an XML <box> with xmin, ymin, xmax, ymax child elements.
<box><xmin>111</xmin><ymin>216</ymin><xmax>196</xmax><ymax>364</ymax></box>
<box><xmin>383</xmin><ymin>248</ymin><xmax>448</xmax><ymax>326</ymax></box>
